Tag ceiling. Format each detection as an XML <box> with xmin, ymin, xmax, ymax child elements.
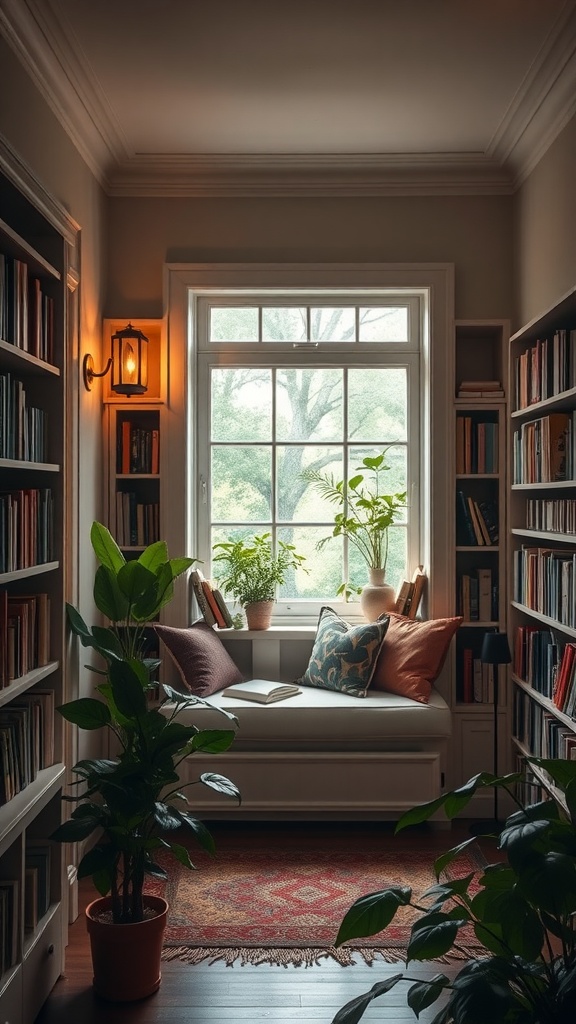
<box><xmin>1</xmin><ymin>0</ymin><xmax>576</xmax><ymax>196</ymax></box>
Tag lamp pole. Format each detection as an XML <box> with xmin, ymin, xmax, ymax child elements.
<box><xmin>470</xmin><ymin>631</ymin><xmax>511</xmax><ymax>834</ymax></box>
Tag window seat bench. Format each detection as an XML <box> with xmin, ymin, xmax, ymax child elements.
<box><xmin>162</xmin><ymin>679</ymin><xmax>452</xmax><ymax>822</ymax></box>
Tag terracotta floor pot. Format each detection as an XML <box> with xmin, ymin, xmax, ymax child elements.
<box><xmin>85</xmin><ymin>894</ymin><xmax>168</xmax><ymax>1002</ymax></box>
<box><xmin>245</xmin><ymin>599</ymin><xmax>274</xmax><ymax>629</ymax></box>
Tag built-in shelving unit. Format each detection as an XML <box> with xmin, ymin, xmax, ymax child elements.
<box><xmin>508</xmin><ymin>287</ymin><xmax>576</xmax><ymax>794</ymax></box>
<box><xmin>0</xmin><ymin>141</ymin><xmax>77</xmax><ymax>1024</ymax></box>
<box><xmin>451</xmin><ymin>320</ymin><xmax>510</xmax><ymax>800</ymax></box>
<box><xmin>104</xmin><ymin>320</ymin><xmax>164</xmax><ymax>670</ymax></box>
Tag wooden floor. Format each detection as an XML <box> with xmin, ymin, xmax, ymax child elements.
<box><xmin>36</xmin><ymin>821</ymin><xmax>484</xmax><ymax>1024</ymax></box>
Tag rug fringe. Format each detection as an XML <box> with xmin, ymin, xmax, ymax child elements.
<box><xmin>161</xmin><ymin>945</ymin><xmax>483</xmax><ymax>968</ymax></box>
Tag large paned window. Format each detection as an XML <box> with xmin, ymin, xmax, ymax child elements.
<box><xmin>194</xmin><ymin>291</ymin><xmax>423</xmax><ymax>619</ymax></box>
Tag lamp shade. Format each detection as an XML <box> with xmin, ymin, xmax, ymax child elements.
<box><xmin>481</xmin><ymin>631</ymin><xmax>511</xmax><ymax>665</ymax></box>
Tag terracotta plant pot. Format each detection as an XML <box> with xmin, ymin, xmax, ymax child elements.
<box><xmin>359</xmin><ymin>568</ymin><xmax>396</xmax><ymax>622</ymax></box>
<box><xmin>85</xmin><ymin>894</ymin><xmax>168</xmax><ymax>1002</ymax></box>
<box><xmin>245</xmin><ymin>600</ymin><xmax>274</xmax><ymax>630</ymax></box>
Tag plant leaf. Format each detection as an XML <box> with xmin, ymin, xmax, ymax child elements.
<box><xmin>407</xmin><ymin>912</ymin><xmax>466</xmax><ymax>961</ymax></box>
<box><xmin>407</xmin><ymin>975</ymin><xmax>451</xmax><ymax>1016</ymax></box>
<box><xmin>56</xmin><ymin>697</ymin><xmax>111</xmax><ymax>729</ymax></box>
<box><xmin>199</xmin><ymin>772</ymin><xmax>241</xmax><ymax>801</ymax></box>
<box><xmin>93</xmin><ymin>564</ymin><xmax>129</xmax><ymax>622</ymax></box>
<box><xmin>90</xmin><ymin>521</ymin><xmax>125</xmax><ymax>573</ymax></box>
<box><xmin>330</xmin><ymin>977</ymin><xmax>404</xmax><ymax>1024</ymax></box>
<box><xmin>335</xmin><ymin>888</ymin><xmax>412</xmax><ymax>945</ymax></box>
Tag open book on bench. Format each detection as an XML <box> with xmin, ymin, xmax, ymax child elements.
<box><xmin>220</xmin><ymin>679</ymin><xmax>302</xmax><ymax>704</ymax></box>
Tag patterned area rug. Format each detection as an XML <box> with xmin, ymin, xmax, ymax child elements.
<box><xmin>151</xmin><ymin>823</ymin><xmax>487</xmax><ymax>967</ymax></box>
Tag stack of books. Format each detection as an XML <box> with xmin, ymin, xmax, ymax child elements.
<box><xmin>457</xmin><ymin>380</ymin><xmax>504</xmax><ymax>399</ymax></box>
<box><xmin>395</xmin><ymin>566</ymin><xmax>426</xmax><ymax>617</ymax></box>
<box><xmin>190</xmin><ymin>568</ymin><xmax>233</xmax><ymax>628</ymax></box>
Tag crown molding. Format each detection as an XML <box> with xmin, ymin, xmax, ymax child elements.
<box><xmin>488</xmin><ymin>3</ymin><xmax>576</xmax><ymax>187</ymax></box>
<box><xmin>106</xmin><ymin>152</ymin><xmax>513</xmax><ymax>197</ymax></box>
<box><xmin>0</xmin><ymin>0</ymin><xmax>122</xmax><ymax>187</ymax></box>
<box><xmin>1</xmin><ymin>0</ymin><xmax>575</xmax><ymax>197</ymax></box>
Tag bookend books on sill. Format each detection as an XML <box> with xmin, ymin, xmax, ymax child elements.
<box><xmin>332</xmin><ymin>757</ymin><xmax>576</xmax><ymax>1024</ymax></box>
<box><xmin>50</xmin><ymin>523</ymin><xmax>241</xmax><ymax>1001</ymax></box>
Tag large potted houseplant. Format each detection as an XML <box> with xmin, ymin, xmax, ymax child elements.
<box><xmin>333</xmin><ymin>757</ymin><xmax>576</xmax><ymax>1024</ymax></box>
<box><xmin>302</xmin><ymin>449</ymin><xmax>407</xmax><ymax>620</ymax></box>
<box><xmin>52</xmin><ymin>523</ymin><xmax>240</xmax><ymax>1002</ymax></box>
<box><xmin>212</xmin><ymin>531</ymin><xmax>306</xmax><ymax>629</ymax></box>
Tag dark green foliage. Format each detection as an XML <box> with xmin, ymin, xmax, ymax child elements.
<box><xmin>333</xmin><ymin>759</ymin><xmax>576</xmax><ymax>1024</ymax></box>
<box><xmin>52</xmin><ymin>523</ymin><xmax>240</xmax><ymax>924</ymax></box>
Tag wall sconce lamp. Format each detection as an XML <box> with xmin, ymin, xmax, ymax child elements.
<box><xmin>83</xmin><ymin>323</ymin><xmax>149</xmax><ymax>396</ymax></box>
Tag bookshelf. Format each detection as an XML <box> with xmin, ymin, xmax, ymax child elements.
<box><xmin>0</xmin><ymin>142</ymin><xmax>77</xmax><ymax>1023</ymax></box>
<box><xmin>509</xmin><ymin>287</ymin><xmax>576</xmax><ymax>795</ymax></box>
<box><xmin>451</xmin><ymin>320</ymin><xmax>510</xmax><ymax>801</ymax></box>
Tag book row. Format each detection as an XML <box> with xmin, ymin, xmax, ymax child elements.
<box><xmin>514</xmin><ymin>689</ymin><xmax>576</xmax><ymax>760</ymax></box>
<box><xmin>513</xmin><ymin>545</ymin><xmax>576</xmax><ymax>629</ymax></box>
<box><xmin>0</xmin><ymin>689</ymin><xmax>55</xmax><ymax>805</ymax></box>
<box><xmin>513</xmin><ymin>624</ymin><xmax>557</xmax><ymax>700</ymax></box>
<box><xmin>513</xmin><ymin>329</ymin><xmax>576</xmax><ymax>410</ymax></box>
<box><xmin>115</xmin><ymin>493</ymin><xmax>159</xmax><ymax>548</ymax></box>
<box><xmin>513</xmin><ymin>625</ymin><xmax>576</xmax><ymax>717</ymax></box>
<box><xmin>0</xmin><ymin>876</ymin><xmax>18</xmax><ymax>971</ymax></box>
<box><xmin>0</xmin><ymin>371</ymin><xmax>47</xmax><ymax>462</ymax></box>
<box><xmin>0</xmin><ymin>253</ymin><xmax>55</xmax><ymax>362</ymax></box>
<box><xmin>191</xmin><ymin>568</ymin><xmax>233</xmax><ymax>628</ymax></box>
<box><xmin>455</xmin><ymin>416</ymin><xmax>499</xmax><ymax>474</ymax></box>
<box><xmin>512</xmin><ymin>411</ymin><xmax>574</xmax><ymax>484</ymax></box>
<box><xmin>117</xmin><ymin>421</ymin><xmax>159</xmax><ymax>475</ymax></box>
<box><xmin>0</xmin><ymin>488</ymin><xmax>54</xmax><ymax>573</ymax></box>
<box><xmin>457</xmin><ymin>568</ymin><xmax>498</xmax><ymax>622</ymax></box>
<box><xmin>525</xmin><ymin>497</ymin><xmax>576</xmax><ymax>535</ymax></box>
<box><xmin>0</xmin><ymin>840</ymin><xmax>52</xmax><ymax>969</ymax></box>
<box><xmin>456</xmin><ymin>491</ymin><xmax>499</xmax><ymax>546</ymax></box>
<box><xmin>458</xmin><ymin>650</ymin><xmax>497</xmax><ymax>704</ymax></box>
<box><xmin>0</xmin><ymin>591</ymin><xmax>50</xmax><ymax>686</ymax></box>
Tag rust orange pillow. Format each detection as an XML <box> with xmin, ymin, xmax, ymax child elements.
<box><xmin>371</xmin><ymin>614</ymin><xmax>462</xmax><ymax>703</ymax></box>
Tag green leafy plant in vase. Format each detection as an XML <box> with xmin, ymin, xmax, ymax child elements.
<box><xmin>333</xmin><ymin>757</ymin><xmax>576</xmax><ymax>1024</ymax></box>
<box><xmin>302</xmin><ymin>449</ymin><xmax>407</xmax><ymax>620</ymax></box>
<box><xmin>51</xmin><ymin>522</ymin><xmax>240</xmax><ymax>1001</ymax></box>
<box><xmin>212</xmin><ymin>531</ymin><xmax>306</xmax><ymax>629</ymax></box>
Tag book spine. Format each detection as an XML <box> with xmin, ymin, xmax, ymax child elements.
<box><xmin>190</xmin><ymin>570</ymin><xmax>217</xmax><ymax>626</ymax></box>
<box><xmin>201</xmin><ymin>580</ymin><xmax>227</xmax><ymax>628</ymax></box>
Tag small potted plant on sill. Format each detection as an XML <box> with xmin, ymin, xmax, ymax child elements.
<box><xmin>302</xmin><ymin>449</ymin><xmax>407</xmax><ymax>621</ymax></box>
<box><xmin>332</xmin><ymin>756</ymin><xmax>576</xmax><ymax>1024</ymax></box>
<box><xmin>51</xmin><ymin>522</ymin><xmax>240</xmax><ymax>1002</ymax></box>
<box><xmin>212</xmin><ymin>531</ymin><xmax>306</xmax><ymax>629</ymax></box>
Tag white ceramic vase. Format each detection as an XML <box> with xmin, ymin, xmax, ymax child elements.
<box><xmin>359</xmin><ymin>567</ymin><xmax>396</xmax><ymax>622</ymax></box>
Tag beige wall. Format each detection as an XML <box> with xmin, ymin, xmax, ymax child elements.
<box><xmin>515</xmin><ymin>113</ymin><xmax>576</xmax><ymax>329</ymax></box>
<box><xmin>107</xmin><ymin>193</ymin><xmax>514</xmax><ymax>321</ymax></box>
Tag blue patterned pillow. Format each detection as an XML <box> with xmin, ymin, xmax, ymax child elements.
<box><xmin>297</xmin><ymin>606</ymin><xmax>390</xmax><ymax>698</ymax></box>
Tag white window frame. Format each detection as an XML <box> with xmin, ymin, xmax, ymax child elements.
<box><xmin>162</xmin><ymin>264</ymin><xmax>454</xmax><ymax>630</ymax></box>
<box><xmin>196</xmin><ymin>291</ymin><xmax>420</xmax><ymax>621</ymax></box>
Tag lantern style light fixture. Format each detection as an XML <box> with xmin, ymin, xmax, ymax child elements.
<box><xmin>83</xmin><ymin>322</ymin><xmax>149</xmax><ymax>396</ymax></box>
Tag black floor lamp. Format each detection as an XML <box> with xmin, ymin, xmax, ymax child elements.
<box><xmin>470</xmin><ymin>630</ymin><xmax>512</xmax><ymax>834</ymax></box>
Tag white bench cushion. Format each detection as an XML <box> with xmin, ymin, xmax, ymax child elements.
<box><xmin>164</xmin><ymin>682</ymin><xmax>451</xmax><ymax>751</ymax></box>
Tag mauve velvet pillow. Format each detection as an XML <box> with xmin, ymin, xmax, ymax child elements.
<box><xmin>371</xmin><ymin>613</ymin><xmax>463</xmax><ymax>704</ymax></box>
<box><xmin>155</xmin><ymin>622</ymin><xmax>243</xmax><ymax>697</ymax></box>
